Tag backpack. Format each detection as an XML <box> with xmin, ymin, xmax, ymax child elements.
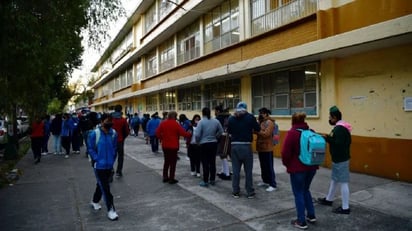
<box><xmin>297</xmin><ymin>129</ymin><xmax>326</xmax><ymax>165</ymax></box>
<box><xmin>273</xmin><ymin>123</ymin><xmax>280</xmax><ymax>145</ymax></box>
<box><xmin>93</xmin><ymin>127</ymin><xmax>116</xmax><ymax>148</ymax></box>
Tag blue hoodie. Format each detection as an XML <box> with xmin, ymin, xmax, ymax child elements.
<box><xmin>227</xmin><ymin>111</ymin><xmax>260</xmax><ymax>143</ymax></box>
<box><xmin>87</xmin><ymin>127</ymin><xmax>118</xmax><ymax>170</ymax></box>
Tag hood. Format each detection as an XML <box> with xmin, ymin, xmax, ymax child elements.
<box><xmin>112</xmin><ymin>111</ymin><xmax>122</xmax><ymax>119</ymax></box>
<box><xmin>336</xmin><ymin>120</ymin><xmax>352</xmax><ymax>133</ymax></box>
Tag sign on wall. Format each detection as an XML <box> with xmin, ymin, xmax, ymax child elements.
<box><xmin>404</xmin><ymin>97</ymin><xmax>412</xmax><ymax>111</ymax></box>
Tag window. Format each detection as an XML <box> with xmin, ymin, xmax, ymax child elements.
<box><xmin>126</xmin><ymin>67</ymin><xmax>133</xmax><ymax>86</ymax></box>
<box><xmin>251</xmin><ymin>0</ymin><xmax>317</xmax><ymax>36</ymax></box>
<box><xmin>204</xmin><ymin>0</ymin><xmax>239</xmax><ymax>54</ymax></box>
<box><xmin>204</xmin><ymin>79</ymin><xmax>240</xmax><ymax>110</ymax></box>
<box><xmin>252</xmin><ymin>63</ymin><xmax>319</xmax><ymax>115</ymax></box>
<box><xmin>146</xmin><ymin>94</ymin><xmax>158</xmax><ymax>112</ymax></box>
<box><xmin>177</xmin><ymin>86</ymin><xmax>202</xmax><ymax>111</ymax></box>
<box><xmin>120</xmin><ymin>71</ymin><xmax>126</xmax><ymax>89</ymax></box>
<box><xmin>135</xmin><ymin>61</ymin><xmax>142</xmax><ymax>83</ymax></box>
<box><xmin>177</xmin><ymin>22</ymin><xmax>200</xmax><ymax>64</ymax></box>
<box><xmin>159</xmin><ymin>0</ymin><xmax>174</xmax><ymax>19</ymax></box>
<box><xmin>145</xmin><ymin>49</ymin><xmax>157</xmax><ymax>78</ymax></box>
<box><xmin>159</xmin><ymin>38</ymin><xmax>175</xmax><ymax>72</ymax></box>
<box><xmin>145</xmin><ymin>3</ymin><xmax>157</xmax><ymax>33</ymax></box>
<box><xmin>159</xmin><ymin>91</ymin><xmax>176</xmax><ymax>111</ymax></box>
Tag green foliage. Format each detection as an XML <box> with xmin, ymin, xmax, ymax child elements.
<box><xmin>47</xmin><ymin>98</ymin><xmax>62</xmax><ymax>115</ymax></box>
<box><xmin>0</xmin><ymin>0</ymin><xmax>124</xmax><ymax>118</ymax></box>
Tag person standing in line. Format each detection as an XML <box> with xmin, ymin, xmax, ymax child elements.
<box><xmin>195</xmin><ymin>107</ymin><xmax>223</xmax><ymax>187</ymax></box>
<box><xmin>131</xmin><ymin>113</ymin><xmax>141</xmax><ymax>137</ymax></box>
<box><xmin>88</xmin><ymin>113</ymin><xmax>119</xmax><ymax>221</ymax></box>
<box><xmin>61</xmin><ymin>113</ymin><xmax>73</xmax><ymax>159</ymax></box>
<box><xmin>30</xmin><ymin>115</ymin><xmax>45</xmax><ymax>164</ymax></box>
<box><xmin>256</xmin><ymin>107</ymin><xmax>278</xmax><ymax>192</ymax></box>
<box><xmin>215</xmin><ymin>105</ymin><xmax>232</xmax><ymax>181</ymax></box>
<box><xmin>71</xmin><ymin>113</ymin><xmax>81</xmax><ymax>154</ymax></box>
<box><xmin>141</xmin><ymin>113</ymin><xmax>150</xmax><ymax>144</ymax></box>
<box><xmin>50</xmin><ymin>113</ymin><xmax>63</xmax><ymax>155</ymax></box>
<box><xmin>146</xmin><ymin>112</ymin><xmax>161</xmax><ymax>153</ymax></box>
<box><xmin>317</xmin><ymin>106</ymin><xmax>352</xmax><ymax>215</ymax></box>
<box><xmin>156</xmin><ymin>111</ymin><xmax>191</xmax><ymax>184</ymax></box>
<box><xmin>187</xmin><ymin>114</ymin><xmax>201</xmax><ymax>178</ymax></box>
<box><xmin>111</xmin><ymin>105</ymin><xmax>129</xmax><ymax>178</ymax></box>
<box><xmin>227</xmin><ymin>102</ymin><xmax>260</xmax><ymax>198</ymax></box>
<box><xmin>281</xmin><ymin>112</ymin><xmax>318</xmax><ymax>230</ymax></box>
<box><xmin>41</xmin><ymin>114</ymin><xmax>51</xmax><ymax>155</ymax></box>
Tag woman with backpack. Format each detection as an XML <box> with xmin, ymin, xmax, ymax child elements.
<box><xmin>281</xmin><ymin>112</ymin><xmax>318</xmax><ymax>230</ymax></box>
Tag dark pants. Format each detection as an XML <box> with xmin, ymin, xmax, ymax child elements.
<box><xmin>61</xmin><ymin>136</ymin><xmax>71</xmax><ymax>155</ymax></box>
<box><xmin>258</xmin><ymin>151</ymin><xmax>277</xmax><ymax>187</ymax></box>
<box><xmin>133</xmin><ymin>125</ymin><xmax>139</xmax><ymax>137</ymax></box>
<box><xmin>31</xmin><ymin>137</ymin><xmax>43</xmax><ymax>160</ymax></box>
<box><xmin>71</xmin><ymin>132</ymin><xmax>80</xmax><ymax>152</ymax></box>
<box><xmin>93</xmin><ymin>168</ymin><xmax>115</xmax><ymax>211</ymax></box>
<box><xmin>162</xmin><ymin>148</ymin><xmax>178</xmax><ymax>180</ymax></box>
<box><xmin>200</xmin><ymin>142</ymin><xmax>218</xmax><ymax>183</ymax></box>
<box><xmin>290</xmin><ymin>170</ymin><xmax>317</xmax><ymax>224</ymax></box>
<box><xmin>150</xmin><ymin>136</ymin><xmax>159</xmax><ymax>152</ymax></box>
<box><xmin>41</xmin><ymin>135</ymin><xmax>49</xmax><ymax>153</ymax></box>
<box><xmin>188</xmin><ymin>144</ymin><xmax>201</xmax><ymax>174</ymax></box>
<box><xmin>116</xmin><ymin>141</ymin><xmax>125</xmax><ymax>174</ymax></box>
<box><xmin>82</xmin><ymin>130</ymin><xmax>90</xmax><ymax>156</ymax></box>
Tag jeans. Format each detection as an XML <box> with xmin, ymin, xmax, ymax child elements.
<box><xmin>290</xmin><ymin>170</ymin><xmax>317</xmax><ymax>223</ymax></box>
<box><xmin>188</xmin><ymin>144</ymin><xmax>201</xmax><ymax>174</ymax></box>
<box><xmin>150</xmin><ymin>136</ymin><xmax>159</xmax><ymax>152</ymax></box>
<box><xmin>52</xmin><ymin>134</ymin><xmax>61</xmax><ymax>153</ymax></box>
<box><xmin>93</xmin><ymin>168</ymin><xmax>115</xmax><ymax>211</ymax></box>
<box><xmin>231</xmin><ymin>144</ymin><xmax>254</xmax><ymax>195</ymax></box>
<box><xmin>258</xmin><ymin>151</ymin><xmax>277</xmax><ymax>187</ymax></box>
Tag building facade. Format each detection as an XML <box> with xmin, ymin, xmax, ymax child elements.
<box><xmin>90</xmin><ymin>0</ymin><xmax>412</xmax><ymax>182</ymax></box>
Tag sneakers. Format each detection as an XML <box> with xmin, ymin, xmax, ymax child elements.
<box><xmin>218</xmin><ymin>174</ymin><xmax>231</xmax><ymax>180</ymax></box>
<box><xmin>333</xmin><ymin>207</ymin><xmax>351</xmax><ymax>214</ymax></box>
<box><xmin>162</xmin><ymin>178</ymin><xmax>169</xmax><ymax>183</ymax></box>
<box><xmin>115</xmin><ymin>172</ymin><xmax>122</xmax><ymax>178</ymax></box>
<box><xmin>190</xmin><ymin>171</ymin><xmax>196</xmax><ymax>176</ymax></box>
<box><xmin>41</xmin><ymin>152</ymin><xmax>48</xmax><ymax>156</ymax></box>
<box><xmin>232</xmin><ymin>192</ymin><xmax>240</xmax><ymax>199</ymax></box>
<box><xmin>266</xmin><ymin>186</ymin><xmax>277</xmax><ymax>192</ymax></box>
<box><xmin>169</xmin><ymin>179</ymin><xmax>179</xmax><ymax>184</ymax></box>
<box><xmin>291</xmin><ymin>219</ymin><xmax>308</xmax><ymax>230</ymax></box>
<box><xmin>306</xmin><ymin>215</ymin><xmax>316</xmax><ymax>223</ymax></box>
<box><xmin>257</xmin><ymin>182</ymin><xmax>268</xmax><ymax>187</ymax></box>
<box><xmin>199</xmin><ymin>181</ymin><xmax>209</xmax><ymax>187</ymax></box>
<box><xmin>247</xmin><ymin>192</ymin><xmax>256</xmax><ymax>199</ymax></box>
<box><xmin>107</xmin><ymin>209</ymin><xmax>119</xmax><ymax>221</ymax></box>
<box><xmin>317</xmin><ymin>197</ymin><xmax>333</xmax><ymax>206</ymax></box>
<box><xmin>90</xmin><ymin>202</ymin><xmax>102</xmax><ymax>211</ymax></box>
<box><xmin>64</xmin><ymin>155</ymin><xmax>69</xmax><ymax>159</ymax></box>
<box><xmin>196</xmin><ymin>173</ymin><xmax>201</xmax><ymax>177</ymax></box>
<box><xmin>209</xmin><ymin>181</ymin><xmax>215</xmax><ymax>186</ymax></box>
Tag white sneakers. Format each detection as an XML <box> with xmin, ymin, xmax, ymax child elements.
<box><xmin>257</xmin><ymin>182</ymin><xmax>268</xmax><ymax>187</ymax></box>
<box><xmin>90</xmin><ymin>202</ymin><xmax>102</xmax><ymax>210</ymax></box>
<box><xmin>266</xmin><ymin>186</ymin><xmax>277</xmax><ymax>192</ymax></box>
<box><xmin>107</xmin><ymin>209</ymin><xmax>119</xmax><ymax>221</ymax></box>
<box><xmin>190</xmin><ymin>171</ymin><xmax>196</xmax><ymax>176</ymax></box>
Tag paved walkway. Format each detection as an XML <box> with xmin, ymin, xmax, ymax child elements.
<box><xmin>0</xmin><ymin>135</ymin><xmax>411</xmax><ymax>231</ymax></box>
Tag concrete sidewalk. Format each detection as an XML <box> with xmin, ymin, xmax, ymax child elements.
<box><xmin>0</xmin><ymin>135</ymin><xmax>411</xmax><ymax>231</ymax></box>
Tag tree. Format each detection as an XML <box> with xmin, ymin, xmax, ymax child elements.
<box><xmin>0</xmin><ymin>0</ymin><xmax>125</xmax><ymax>157</ymax></box>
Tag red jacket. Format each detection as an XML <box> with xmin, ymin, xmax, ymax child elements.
<box><xmin>281</xmin><ymin>122</ymin><xmax>318</xmax><ymax>173</ymax></box>
<box><xmin>112</xmin><ymin>117</ymin><xmax>129</xmax><ymax>142</ymax></box>
<box><xmin>156</xmin><ymin>119</ymin><xmax>191</xmax><ymax>150</ymax></box>
<box><xmin>30</xmin><ymin>121</ymin><xmax>44</xmax><ymax>138</ymax></box>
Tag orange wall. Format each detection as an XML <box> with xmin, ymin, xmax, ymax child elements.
<box><xmin>318</xmin><ymin>0</ymin><xmax>412</xmax><ymax>38</ymax></box>
<box><xmin>272</xmin><ymin>131</ymin><xmax>412</xmax><ymax>183</ymax></box>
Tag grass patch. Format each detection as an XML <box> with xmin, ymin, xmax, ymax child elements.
<box><xmin>0</xmin><ymin>139</ymin><xmax>31</xmax><ymax>188</ymax></box>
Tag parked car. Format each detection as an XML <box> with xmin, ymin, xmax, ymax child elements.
<box><xmin>0</xmin><ymin>117</ymin><xmax>6</xmax><ymax>144</ymax></box>
<box><xmin>16</xmin><ymin>116</ymin><xmax>29</xmax><ymax>137</ymax></box>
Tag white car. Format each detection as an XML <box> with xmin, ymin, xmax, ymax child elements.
<box><xmin>16</xmin><ymin>116</ymin><xmax>29</xmax><ymax>137</ymax></box>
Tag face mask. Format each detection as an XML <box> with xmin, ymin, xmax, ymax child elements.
<box><xmin>103</xmin><ymin>122</ymin><xmax>113</xmax><ymax>129</ymax></box>
<box><xmin>328</xmin><ymin>119</ymin><xmax>336</xmax><ymax>126</ymax></box>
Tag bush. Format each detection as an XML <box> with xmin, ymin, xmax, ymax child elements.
<box><xmin>0</xmin><ymin>138</ymin><xmax>30</xmax><ymax>188</ymax></box>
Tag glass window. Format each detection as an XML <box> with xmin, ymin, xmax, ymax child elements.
<box><xmin>145</xmin><ymin>3</ymin><xmax>157</xmax><ymax>33</ymax></box>
<box><xmin>159</xmin><ymin>91</ymin><xmax>176</xmax><ymax>111</ymax></box>
<box><xmin>177</xmin><ymin>22</ymin><xmax>200</xmax><ymax>64</ymax></box>
<box><xmin>135</xmin><ymin>61</ymin><xmax>142</xmax><ymax>83</ymax></box>
<box><xmin>252</xmin><ymin>63</ymin><xmax>319</xmax><ymax>115</ymax></box>
<box><xmin>145</xmin><ymin>49</ymin><xmax>157</xmax><ymax>78</ymax></box>
<box><xmin>146</xmin><ymin>94</ymin><xmax>158</xmax><ymax>112</ymax></box>
<box><xmin>204</xmin><ymin>0</ymin><xmax>240</xmax><ymax>54</ymax></box>
<box><xmin>177</xmin><ymin>86</ymin><xmax>202</xmax><ymax>111</ymax></box>
<box><xmin>159</xmin><ymin>38</ymin><xmax>175</xmax><ymax>72</ymax></box>
<box><xmin>204</xmin><ymin>79</ymin><xmax>240</xmax><ymax>110</ymax></box>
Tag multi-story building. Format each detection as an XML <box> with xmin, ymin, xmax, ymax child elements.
<box><xmin>90</xmin><ymin>0</ymin><xmax>412</xmax><ymax>182</ymax></box>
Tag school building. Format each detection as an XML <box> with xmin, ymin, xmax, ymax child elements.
<box><xmin>89</xmin><ymin>0</ymin><xmax>412</xmax><ymax>182</ymax></box>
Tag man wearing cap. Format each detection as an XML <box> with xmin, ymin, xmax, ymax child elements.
<box><xmin>317</xmin><ymin>106</ymin><xmax>353</xmax><ymax>214</ymax></box>
<box><xmin>227</xmin><ymin>101</ymin><xmax>260</xmax><ymax>199</ymax></box>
